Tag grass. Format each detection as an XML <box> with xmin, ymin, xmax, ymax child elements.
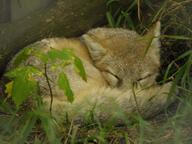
<box><xmin>0</xmin><ymin>0</ymin><xmax>192</xmax><ymax>143</ymax></box>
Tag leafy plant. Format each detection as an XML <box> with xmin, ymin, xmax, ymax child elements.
<box><xmin>5</xmin><ymin>47</ymin><xmax>87</xmax><ymax>109</ymax></box>
<box><xmin>2</xmin><ymin>47</ymin><xmax>87</xmax><ymax>144</ymax></box>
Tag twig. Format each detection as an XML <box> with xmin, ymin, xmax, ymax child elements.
<box><xmin>44</xmin><ymin>63</ymin><xmax>53</xmax><ymax>115</ymax></box>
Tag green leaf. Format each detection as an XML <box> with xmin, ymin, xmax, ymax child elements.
<box><xmin>12</xmin><ymin>75</ymin><xmax>37</xmax><ymax>108</ymax></box>
<box><xmin>47</xmin><ymin>49</ymin><xmax>61</xmax><ymax>61</ymax></box>
<box><xmin>74</xmin><ymin>57</ymin><xmax>87</xmax><ymax>81</ymax></box>
<box><xmin>5</xmin><ymin>66</ymin><xmax>42</xmax><ymax>78</ymax></box>
<box><xmin>57</xmin><ymin>73</ymin><xmax>74</xmax><ymax>103</ymax></box>
<box><xmin>5</xmin><ymin>66</ymin><xmax>41</xmax><ymax>108</ymax></box>
<box><xmin>12</xmin><ymin>45</ymin><xmax>49</xmax><ymax>66</ymax></box>
<box><xmin>33</xmin><ymin>50</ymin><xmax>49</xmax><ymax>63</ymax></box>
<box><xmin>106</xmin><ymin>12</ymin><xmax>115</xmax><ymax>27</ymax></box>
<box><xmin>47</xmin><ymin>48</ymin><xmax>74</xmax><ymax>62</ymax></box>
<box><xmin>5</xmin><ymin>81</ymin><xmax>13</xmax><ymax>97</ymax></box>
<box><xmin>12</xmin><ymin>47</ymin><xmax>33</xmax><ymax>67</ymax></box>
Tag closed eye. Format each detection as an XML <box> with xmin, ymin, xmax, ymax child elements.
<box><xmin>136</xmin><ymin>74</ymin><xmax>153</xmax><ymax>82</ymax></box>
<box><xmin>104</xmin><ymin>70</ymin><xmax>122</xmax><ymax>87</ymax></box>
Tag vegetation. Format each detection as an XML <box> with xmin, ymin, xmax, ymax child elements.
<box><xmin>0</xmin><ymin>0</ymin><xmax>191</xmax><ymax>143</ymax></box>
<box><xmin>1</xmin><ymin>47</ymin><xmax>86</xmax><ymax>143</ymax></box>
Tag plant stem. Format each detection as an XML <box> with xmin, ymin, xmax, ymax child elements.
<box><xmin>44</xmin><ymin>63</ymin><xmax>53</xmax><ymax>115</ymax></box>
<box><xmin>131</xmin><ymin>82</ymin><xmax>142</xmax><ymax>115</ymax></box>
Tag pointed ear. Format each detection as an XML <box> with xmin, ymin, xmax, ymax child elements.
<box><xmin>144</xmin><ymin>21</ymin><xmax>161</xmax><ymax>48</ymax></box>
<box><xmin>144</xmin><ymin>21</ymin><xmax>161</xmax><ymax>64</ymax></box>
<box><xmin>81</xmin><ymin>34</ymin><xmax>107</xmax><ymax>61</ymax></box>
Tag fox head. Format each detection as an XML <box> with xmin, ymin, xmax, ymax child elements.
<box><xmin>81</xmin><ymin>22</ymin><xmax>161</xmax><ymax>89</ymax></box>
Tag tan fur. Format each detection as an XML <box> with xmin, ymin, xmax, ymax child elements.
<box><xmin>8</xmin><ymin>22</ymin><xmax>174</xmax><ymax>122</ymax></box>
<box><xmin>81</xmin><ymin>22</ymin><xmax>161</xmax><ymax>89</ymax></box>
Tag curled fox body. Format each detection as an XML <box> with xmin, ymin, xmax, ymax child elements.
<box><xmin>7</xmin><ymin>22</ymin><xmax>173</xmax><ymax>122</ymax></box>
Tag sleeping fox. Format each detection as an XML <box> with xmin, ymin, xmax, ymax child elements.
<box><xmin>7</xmin><ymin>22</ymin><xmax>174</xmax><ymax>122</ymax></box>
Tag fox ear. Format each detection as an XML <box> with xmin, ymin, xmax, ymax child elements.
<box><xmin>81</xmin><ymin>34</ymin><xmax>106</xmax><ymax>61</ymax></box>
<box><xmin>144</xmin><ymin>21</ymin><xmax>161</xmax><ymax>63</ymax></box>
<box><xmin>144</xmin><ymin>21</ymin><xmax>161</xmax><ymax>48</ymax></box>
